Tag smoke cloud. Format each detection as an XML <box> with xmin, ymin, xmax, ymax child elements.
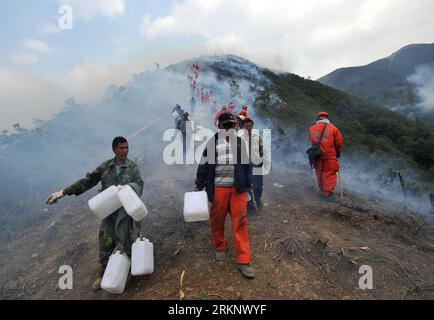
<box><xmin>407</xmin><ymin>63</ymin><xmax>434</xmax><ymax>112</ymax></box>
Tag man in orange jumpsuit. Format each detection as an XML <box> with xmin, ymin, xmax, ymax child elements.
<box><xmin>195</xmin><ymin>113</ymin><xmax>254</xmax><ymax>278</ymax></box>
<box><xmin>309</xmin><ymin>112</ymin><xmax>343</xmax><ymax>200</ymax></box>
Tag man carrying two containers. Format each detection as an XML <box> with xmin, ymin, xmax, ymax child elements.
<box><xmin>46</xmin><ymin>136</ymin><xmax>148</xmax><ymax>290</ymax></box>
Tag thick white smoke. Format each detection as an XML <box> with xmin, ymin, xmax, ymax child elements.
<box><xmin>407</xmin><ymin>64</ymin><xmax>434</xmax><ymax>112</ymax></box>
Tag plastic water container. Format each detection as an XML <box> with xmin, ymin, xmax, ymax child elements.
<box><xmin>183</xmin><ymin>191</ymin><xmax>209</xmax><ymax>222</ymax></box>
<box><xmin>88</xmin><ymin>186</ymin><xmax>122</xmax><ymax>219</ymax></box>
<box><xmin>131</xmin><ymin>237</ymin><xmax>154</xmax><ymax>276</ymax></box>
<box><xmin>118</xmin><ymin>185</ymin><xmax>148</xmax><ymax>222</ymax></box>
<box><xmin>101</xmin><ymin>251</ymin><xmax>131</xmax><ymax>294</ymax></box>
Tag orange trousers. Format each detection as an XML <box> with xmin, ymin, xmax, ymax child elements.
<box><xmin>210</xmin><ymin>186</ymin><xmax>251</xmax><ymax>264</ymax></box>
<box><xmin>315</xmin><ymin>158</ymin><xmax>339</xmax><ymax>196</ymax></box>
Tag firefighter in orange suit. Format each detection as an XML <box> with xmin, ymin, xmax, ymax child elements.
<box><xmin>309</xmin><ymin>112</ymin><xmax>343</xmax><ymax>200</ymax></box>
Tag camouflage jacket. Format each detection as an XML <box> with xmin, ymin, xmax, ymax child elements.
<box><xmin>63</xmin><ymin>158</ymin><xmax>144</xmax><ymax>197</ymax></box>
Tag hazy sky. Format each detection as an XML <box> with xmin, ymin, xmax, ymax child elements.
<box><xmin>0</xmin><ymin>0</ymin><xmax>433</xmax><ymax>131</ymax></box>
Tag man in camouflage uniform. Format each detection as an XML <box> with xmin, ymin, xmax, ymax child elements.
<box><xmin>46</xmin><ymin>136</ymin><xmax>144</xmax><ymax>290</ymax></box>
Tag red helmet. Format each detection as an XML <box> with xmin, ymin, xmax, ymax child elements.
<box><xmin>317</xmin><ymin>111</ymin><xmax>329</xmax><ymax>119</ymax></box>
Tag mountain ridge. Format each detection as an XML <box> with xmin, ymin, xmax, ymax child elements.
<box><xmin>318</xmin><ymin>43</ymin><xmax>434</xmax><ymax>122</ymax></box>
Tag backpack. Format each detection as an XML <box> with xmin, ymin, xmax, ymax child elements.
<box><xmin>306</xmin><ymin>124</ymin><xmax>328</xmax><ymax>169</ymax></box>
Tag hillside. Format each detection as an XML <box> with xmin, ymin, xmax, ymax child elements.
<box><xmin>0</xmin><ymin>54</ymin><xmax>433</xmax><ymax>300</ymax></box>
<box><xmin>318</xmin><ymin>43</ymin><xmax>434</xmax><ymax>123</ymax></box>
<box><xmin>258</xmin><ymin>71</ymin><xmax>434</xmax><ymax>183</ymax></box>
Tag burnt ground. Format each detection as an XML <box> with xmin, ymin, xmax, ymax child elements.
<box><xmin>0</xmin><ymin>161</ymin><xmax>433</xmax><ymax>300</ymax></box>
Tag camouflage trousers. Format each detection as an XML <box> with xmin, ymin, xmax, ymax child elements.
<box><xmin>98</xmin><ymin>208</ymin><xmax>141</xmax><ymax>275</ymax></box>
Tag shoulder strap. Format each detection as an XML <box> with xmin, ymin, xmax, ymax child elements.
<box><xmin>318</xmin><ymin>124</ymin><xmax>328</xmax><ymax>144</ymax></box>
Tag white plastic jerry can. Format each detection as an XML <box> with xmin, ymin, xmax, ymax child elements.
<box><xmin>88</xmin><ymin>186</ymin><xmax>122</xmax><ymax>219</ymax></box>
<box><xmin>101</xmin><ymin>251</ymin><xmax>131</xmax><ymax>294</ymax></box>
<box><xmin>131</xmin><ymin>237</ymin><xmax>154</xmax><ymax>276</ymax></box>
<box><xmin>118</xmin><ymin>185</ymin><xmax>148</xmax><ymax>222</ymax></box>
<box><xmin>183</xmin><ymin>191</ymin><xmax>210</xmax><ymax>222</ymax></box>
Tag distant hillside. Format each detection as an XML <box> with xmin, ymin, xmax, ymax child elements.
<box><xmin>318</xmin><ymin>43</ymin><xmax>434</xmax><ymax>123</ymax></box>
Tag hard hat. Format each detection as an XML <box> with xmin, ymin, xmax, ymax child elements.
<box><xmin>317</xmin><ymin>111</ymin><xmax>329</xmax><ymax>119</ymax></box>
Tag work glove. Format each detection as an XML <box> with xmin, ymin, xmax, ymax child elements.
<box><xmin>46</xmin><ymin>190</ymin><xmax>65</xmax><ymax>204</ymax></box>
